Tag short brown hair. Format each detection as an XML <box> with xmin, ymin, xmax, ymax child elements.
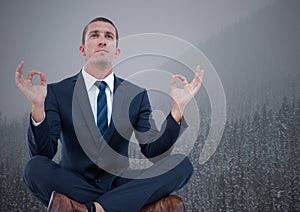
<box><xmin>81</xmin><ymin>17</ymin><xmax>119</xmax><ymax>46</ymax></box>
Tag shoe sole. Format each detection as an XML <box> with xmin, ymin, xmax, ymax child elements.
<box><xmin>47</xmin><ymin>191</ymin><xmax>56</xmax><ymax>212</ymax></box>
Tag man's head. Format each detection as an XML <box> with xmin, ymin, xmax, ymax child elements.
<box><xmin>79</xmin><ymin>17</ymin><xmax>120</xmax><ymax>72</ymax></box>
<box><xmin>82</xmin><ymin>17</ymin><xmax>119</xmax><ymax>47</ymax></box>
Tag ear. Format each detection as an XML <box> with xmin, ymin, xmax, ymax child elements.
<box><xmin>79</xmin><ymin>45</ymin><xmax>86</xmax><ymax>56</ymax></box>
<box><xmin>114</xmin><ymin>48</ymin><xmax>121</xmax><ymax>58</ymax></box>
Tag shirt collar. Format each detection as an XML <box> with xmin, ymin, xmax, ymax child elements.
<box><xmin>82</xmin><ymin>67</ymin><xmax>114</xmax><ymax>93</ymax></box>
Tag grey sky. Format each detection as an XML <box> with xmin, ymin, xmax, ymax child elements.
<box><xmin>0</xmin><ymin>0</ymin><xmax>274</xmax><ymax>120</ymax></box>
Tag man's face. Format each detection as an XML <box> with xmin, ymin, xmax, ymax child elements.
<box><xmin>80</xmin><ymin>21</ymin><xmax>120</xmax><ymax>67</ymax></box>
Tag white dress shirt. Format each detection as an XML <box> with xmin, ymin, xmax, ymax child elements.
<box><xmin>81</xmin><ymin>67</ymin><xmax>114</xmax><ymax>125</ymax></box>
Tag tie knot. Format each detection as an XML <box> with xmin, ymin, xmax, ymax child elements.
<box><xmin>95</xmin><ymin>81</ymin><xmax>107</xmax><ymax>92</ymax></box>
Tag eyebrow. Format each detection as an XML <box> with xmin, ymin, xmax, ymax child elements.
<box><xmin>88</xmin><ymin>30</ymin><xmax>115</xmax><ymax>38</ymax></box>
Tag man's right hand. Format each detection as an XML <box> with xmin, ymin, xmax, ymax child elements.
<box><xmin>15</xmin><ymin>60</ymin><xmax>47</xmax><ymax>122</ymax></box>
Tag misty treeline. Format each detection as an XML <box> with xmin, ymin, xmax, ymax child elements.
<box><xmin>0</xmin><ymin>96</ymin><xmax>299</xmax><ymax>211</ymax></box>
<box><xmin>0</xmin><ymin>115</ymin><xmax>45</xmax><ymax>211</ymax></box>
<box><xmin>178</xmin><ymin>96</ymin><xmax>300</xmax><ymax>211</ymax></box>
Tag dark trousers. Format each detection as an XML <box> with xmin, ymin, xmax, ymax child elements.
<box><xmin>23</xmin><ymin>154</ymin><xmax>193</xmax><ymax>212</ymax></box>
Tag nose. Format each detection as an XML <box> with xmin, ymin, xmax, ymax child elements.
<box><xmin>98</xmin><ymin>35</ymin><xmax>107</xmax><ymax>47</ymax></box>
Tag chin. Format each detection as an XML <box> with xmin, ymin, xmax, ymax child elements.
<box><xmin>94</xmin><ymin>60</ymin><xmax>112</xmax><ymax>68</ymax></box>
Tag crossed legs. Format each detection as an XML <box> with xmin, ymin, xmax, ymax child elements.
<box><xmin>23</xmin><ymin>154</ymin><xmax>193</xmax><ymax>211</ymax></box>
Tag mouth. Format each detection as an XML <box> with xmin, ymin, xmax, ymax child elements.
<box><xmin>95</xmin><ymin>49</ymin><xmax>109</xmax><ymax>54</ymax></box>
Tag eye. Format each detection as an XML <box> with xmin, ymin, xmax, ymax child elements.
<box><xmin>105</xmin><ymin>34</ymin><xmax>113</xmax><ymax>40</ymax></box>
<box><xmin>90</xmin><ymin>33</ymin><xmax>98</xmax><ymax>38</ymax></box>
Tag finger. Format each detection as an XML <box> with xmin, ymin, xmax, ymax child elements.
<box><xmin>15</xmin><ymin>60</ymin><xmax>25</xmax><ymax>86</ymax></box>
<box><xmin>39</xmin><ymin>72</ymin><xmax>47</xmax><ymax>86</ymax></box>
<box><xmin>192</xmin><ymin>65</ymin><xmax>202</xmax><ymax>83</ymax></box>
<box><xmin>197</xmin><ymin>65</ymin><xmax>204</xmax><ymax>79</ymax></box>
<box><xmin>198</xmin><ymin>69</ymin><xmax>204</xmax><ymax>84</ymax></box>
<box><xmin>16</xmin><ymin>60</ymin><xmax>24</xmax><ymax>73</ymax></box>
<box><xmin>171</xmin><ymin>75</ymin><xmax>177</xmax><ymax>90</ymax></box>
<box><xmin>27</xmin><ymin>70</ymin><xmax>42</xmax><ymax>81</ymax></box>
<box><xmin>173</xmin><ymin>74</ymin><xmax>189</xmax><ymax>86</ymax></box>
<box><xmin>15</xmin><ymin>60</ymin><xmax>24</xmax><ymax>79</ymax></box>
<box><xmin>191</xmin><ymin>66</ymin><xmax>204</xmax><ymax>89</ymax></box>
<box><xmin>193</xmin><ymin>72</ymin><xmax>203</xmax><ymax>91</ymax></box>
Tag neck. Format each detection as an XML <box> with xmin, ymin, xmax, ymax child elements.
<box><xmin>84</xmin><ymin>63</ymin><xmax>113</xmax><ymax>80</ymax></box>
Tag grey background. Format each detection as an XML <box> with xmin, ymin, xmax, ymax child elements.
<box><xmin>1</xmin><ymin>0</ymin><xmax>300</xmax><ymax>211</ymax></box>
<box><xmin>1</xmin><ymin>0</ymin><xmax>275</xmax><ymax>120</ymax></box>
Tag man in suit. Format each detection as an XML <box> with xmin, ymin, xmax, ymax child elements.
<box><xmin>15</xmin><ymin>17</ymin><xmax>203</xmax><ymax>212</ymax></box>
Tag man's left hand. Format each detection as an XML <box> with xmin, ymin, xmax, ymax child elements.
<box><xmin>171</xmin><ymin>65</ymin><xmax>204</xmax><ymax>122</ymax></box>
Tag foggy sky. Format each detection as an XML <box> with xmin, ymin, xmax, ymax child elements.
<box><xmin>0</xmin><ymin>0</ymin><xmax>274</xmax><ymax>120</ymax></box>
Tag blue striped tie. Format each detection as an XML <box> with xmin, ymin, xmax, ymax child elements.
<box><xmin>95</xmin><ymin>81</ymin><xmax>108</xmax><ymax>140</ymax></box>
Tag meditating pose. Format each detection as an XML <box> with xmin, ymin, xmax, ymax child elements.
<box><xmin>15</xmin><ymin>17</ymin><xmax>203</xmax><ymax>212</ymax></box>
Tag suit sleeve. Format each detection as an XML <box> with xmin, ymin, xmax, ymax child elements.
<box><xmin>27</xmin><ymin>85</ymin><xmax>61</xmax><ymax>159</ymax></box>
<box><xmin>133</xmin><ymin>90</ymin><xmax>188</xmax><ymax>159</ymax></box>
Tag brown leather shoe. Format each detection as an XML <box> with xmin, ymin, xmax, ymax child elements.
<box><xmin>47</xmin><ymin>191</ymin><xmax>88</xmax><ymax>212</ymax></box>
<box><xmin>140</xmin><ymin>195</ymin><xmax>185</xmax><ymax>212</ymax></box>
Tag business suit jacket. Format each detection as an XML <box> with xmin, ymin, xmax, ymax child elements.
<box><xmin>27</xmin><ymin>71</ymin><xmax>186</xmax><ymax>192</ymax></box>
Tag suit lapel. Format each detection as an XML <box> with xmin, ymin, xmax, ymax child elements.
<box><xmin>73</xmin><ymin>73</ymin><xmax>104</xmax><ymax>156</ymax></box>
